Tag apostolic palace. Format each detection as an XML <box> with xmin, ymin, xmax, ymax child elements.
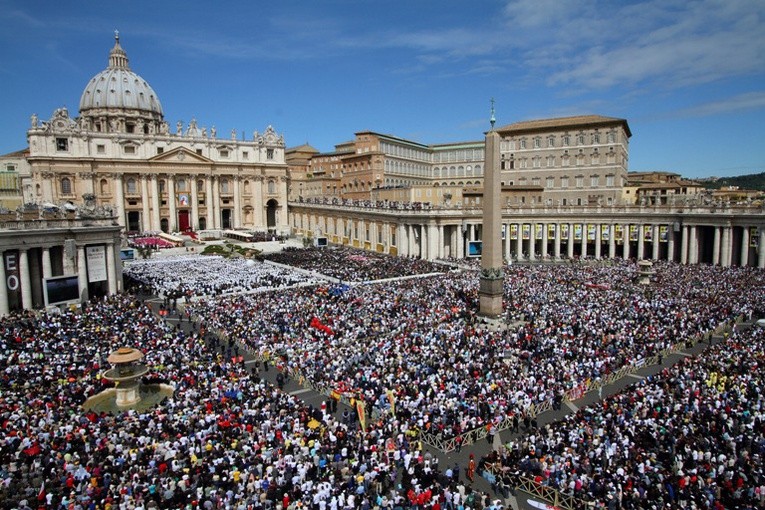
<box><xmin>1</xmin><ymin>33</ymin><xmax>764</xmax><ymax>314</ymax></box>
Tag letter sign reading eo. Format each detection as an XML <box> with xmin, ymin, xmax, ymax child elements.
<box><xmin>5</xmin><ymin>253</ymin><xmax>19</xmax><ymax>291</ymax></box>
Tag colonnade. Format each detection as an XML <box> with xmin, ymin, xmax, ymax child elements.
<box><xmin>0</xmin><ymin>235</ymin><xmax>122</xmax><ymax>315</ymax></box>
<box><xmin>290</xmin><ymin>206</ymin><xmax>765</xmax><ymax>268</ymax></box>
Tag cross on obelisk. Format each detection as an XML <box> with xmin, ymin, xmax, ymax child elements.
<box><xmin>479</xmin><ymin>99</ymin><xmax>504</xmax><ymax>317</ymax></box>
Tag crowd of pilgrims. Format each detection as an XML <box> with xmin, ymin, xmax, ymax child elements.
<box><xmin>2</xmin><ymin>244</ymin><xmax>765</xmax><ymax>510</ymax></box>
<box><xmin>263</xmin><ymin>248</ymin><xmax>443</xmax><ymax>283</ymax></box>
<box><xmin>123</xmin><ymin>256</ymin><xmax>323</xmax><ymax>298</ymax></box>
<box><xmin>186</xmin><ymin>256</ymin><xmax>763</xmax><ymax>445</ymax></box>
<box><xmin>484</xmin><ymin>323</ymin><xmax>765</xmax><ymax>509</ymax></box>
<box><xmin>0</xmin><ymin>296</ymin><xmax>491</xmax><ymax>509</ymax></box>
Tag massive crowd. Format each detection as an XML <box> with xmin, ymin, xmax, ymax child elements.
<box><xmin>263</xmin><ymin>248</ymin><xmax>444</xmax><ymax>283</ymax></box>
<box><xmin>186</xmin><ymin>252</ymin><xmax>764</xmax><ymax>447</ymax></box>
<box><xmin>3</xmin><ymin>244</ymin><xmax>765</xmax><ymax>510</ymax></box>
<box><xmin>486</xmin><ymin>323</ymin><xmax>765</xmax><ymax>509</ymax></box>
<box><xmin>0</xmin><ymin>296</ymin><xmax>491</xmax><ymax>509</ymax></box>
<box><xmin>124</xmin><ymin>256</ymin><xmax>323</xmax><ymax>297</ymax></box>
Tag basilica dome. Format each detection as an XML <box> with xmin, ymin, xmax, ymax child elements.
<box><xmin>79</xmin><ymin>34</ymin><xmax>163</xmax><ymax>120</ymax></box>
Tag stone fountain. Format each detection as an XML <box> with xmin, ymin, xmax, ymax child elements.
<box><xmin>83</xmin><ymin>346</ymin><xmax>174</xmax><ymax>413</ymax></box>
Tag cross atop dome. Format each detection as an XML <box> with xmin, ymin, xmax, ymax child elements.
<box><xmin>108</xmin><ymin>30</ymin><xmax>130</xmax><ymax>70</ymax></box>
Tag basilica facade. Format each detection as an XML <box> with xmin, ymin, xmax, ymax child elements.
<box><xmin>25</xmin><ymin>34</ymin><xmax>289</xmax><ymax>234</ymax></box>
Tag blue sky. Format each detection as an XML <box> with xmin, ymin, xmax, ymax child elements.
<box><xmin>1</xmin><ymin>0</ymin><xmax>763</xmax><ymax>178</ymax></box>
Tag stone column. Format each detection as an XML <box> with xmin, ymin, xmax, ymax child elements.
<box><xmin>712</xmin><ymin>227</ymin><xmax>721</xmax><ymax>265</ymax></box>
<box><xmin>167</xmin><ymin>174</ymin><xmax>176</xmax><ymax>232</ymax></box>
<box><xmin>19</xmin><ymin>249</ymin><xmax>31</xmax><ymax>311</ymax></box>
<box><xmin>594</xmin><ymin>225</ymin><xmax>602</xmax><ymax>259</ymax></box>
<box><xmin>554</xmin><ymin>224</ymin><xmax>561</xmax><ymax>259</ymax></box>
<box><xmin>667</xmin><ymin>226</ymin><xmax>676</xmax><ymax>262</ymax></box>
<box><xmin>504</xmin><ymin>224</ymin><xmax>511</xmax><ymax>261</ymax></box>
<box><xmin>529</xmin><ymin>222</ymin><xmax>537</xmax><ymax>261</ymax></box>
<box><xmin>567</xmin><ymin>223</ymin><xmax>574</xmax><ymax>259</ymax></box>
<box><xmin>205</xmin><ymin>176</ymin><xmax>214</xmax><ymax>229</ymax></box>
<box><xmin>77</xmin><ymin>246</ymin><xmax>88</xmax><ymax>302</ymax></box>
<box><xmin>456</xmin><ymin>224</ymin><xmax>464</xmax><ymax>259</ymax></box>
<box><xmin>107</xmin><ymin>242</ymin><xmax>117</xmax><ymax>295</ymax></box>
<box><xmin>608</xmin><ymin>224</ymin><xmax>616</xmax><ymax>259</ymax></box>
<box><xmin>191</xmin><ymin>176</ymin><xmax>199</xmax><ymax>230</ymax></box>
<box><xmin>681</xmin><ymin>225</ymin><xmax>689</xmax><ymax>264</ymax></box>
<box><xmin>279</xmin><ymin>176</ymin><xmax>289</xmax><ymax>233</ymax></box>
<box><xmin>637</xmin><ymin>226</ymin><xmax>645</xmax><ymax>260</ymax></box>
<box><xmin>516</xmin><ymin>226</ymin><xmax>523</xmax><ymax>260</ymax></box>
<box><xmin>212</xmin><ymin>176</ymin><xmax>221</xmax><ymax>229</ymax></box>
<box><xmin>623</xmin><ymin>225</ymin><xmax>630</xmax><ymax>260</ymax></box>
<box><xmin>721</xmin><ymin>226</ymin><xmax>731</xmax><ymax>267</ymax></box>
<box><xmin>741</xmin><ymin>227</ymin><xmax>750</xmax><ymax>267</ymax></box>
<box><xmin>141</xmin><ymin>175</ymin><xmax>151</xmax><ymax>231</ymax></box>
<box><xmin>428</xmin><ymin>224</ymin><xmax>439</xmax><ymax>260</ymax></box>
<box><xmin>233</xmin><ymin>176</ymin><xmax>241</xmax><ymax>228</ymax></box>
<box><xmin>113</xmin><ymin>173</ymin><xmax>125</xmax><ymax>227</ymax></box>
<box><xmin>652</xmin><ymin>225</ymin><xmax>660</xmax><ymax>260</ymax></box>
<box><xmin>541</xmin><ymin>223</ymin><xmax>549</xmax><ymax>259</ymax></box>
<box><xmin>0</xmin><ymin>252</ymin><xmax>7</xmax><ymax>316</ymax></box>
<box><xmin>151</xmin><ymin>175</ymin><xmax>161</xmax><ymax>232</ymax></box>
<box><xmin>758</xmin><ymin>227</ymin><xmax>765</xmax><ymax>268</ymax></box>
<box><xmin>42</xmin><ymin>247</ymin><xmax>52</xmax><ymax>279</ymax></box>
<box><xmin>580</xmin><ymin>226</ymin><xmax>587</xmax><ymax>258</ymax></box>
<box><xmin>689</xmin><ymin>226</ymin><xmax>698</xmax><ymax>264</ymax></box>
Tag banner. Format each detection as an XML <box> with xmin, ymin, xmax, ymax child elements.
<box><xmin>560</xmin><ymin>224</ymin><xmax>569</xmax><ymax>241</ymax></box>
<box><xmin>629</xmin><ymin>225</ymin><xmax>638</xmax><ymax>242</ymax></box>
<box><xmin>510</xmin><ymin>224</ymin><xmax>518</xmax><ymax>240</ymax></box>
<box><xmin>3</xmin><ymin>251</ymin><xmax>21</xmax><ymax>310</ymax></box>
<box><xmin>574</xmin><ymin>224</ymin><xmax>583</xmax><ymax>241</ymax></box>
<box><xmin>751</xmin><ymin>227</ymin><xmax>759</xmax><ymax>248</ymax></box>
<box><xmin>522</xmin><ymin>224</ymin><xmax>530</xmax><ymax>240</ymax></box>
<box><xmin>614</xmin><ymin>225</ymin><xmax>624</xmax><ymax>243</ymax></box>
<box><xmin>643</xmin><ymin>225</ymin><xmax>653</xmax><ymax>242</ymax></box>
<box><xmin>535</xmin><ymin>224</ymin><xmax>543</xmax><ymax>240</ymax></box>
<box><xmin>356</xmin><ymin>399</ymin><xmax>367</xmax><ymax>432</ymax></box>
<box><xmin>501</xmin><ymin>224</ymin><xmax>506</xmax><ymax>240</ymax></box>
<box><xmin>386</xmin><ymin>389</ymin><xmax>396</xmax><ymax>415</ymax></box>
<box><xmin>659</xmin><ymin>225</ymin><xmax>669</xmax><ymax>243</ymax></box>
<box><xmin>601</xmin><ymin>225</ymin><xmax>610</xmax><ymax>242</ymax></box>
<box><xmin>86</xmin><ymin>245</ymin><xmax>107</xmax><ymax>283</ymax></box>
<box><xmin>587</xmin><ymin>224</ymin><xmax>596</xmax><ymax>241</ymax></box>
<box><xmin>547</xmin><ymin>224</ymin><xmax>556</xmax><ymax>240</ymax></box>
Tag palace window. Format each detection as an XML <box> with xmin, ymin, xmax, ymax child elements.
<box><xmin>575</xmin><ymin>175</ymin><xmax>584</xmax><ymax>188</ymax></box>
<box><xmin>606</xmin><ymin>174</ymin><xmax>615</xmax><ymax>187</ymax></box>
<box><xmin>560</xmin><ymin>176</ymin><xmax>569</xmax><ymax>188</ymax></box>
<box><xmin>547</xmin><ymin>136</ymin><xmax>555</xmax><ymax>147</ymax></box>
<box><xmin>534</xmin><ymin>137</ymin><xmax>541</xmax><ymax>148</ymax></box>
<box><xmin>591</xmin><ymin>175</ymin><xmax>599</xmax><ymax>187</ymax></box>
<box><xmin>61</xmin><ymin>177</ymin><xmax>72</xmax><ymax>195</ymax></box>
<box><xmin>546</xmin><ymin>177</ymin><xmax>555</xmax><ymax>188</ymax></box>
<box><xmin>56</xmin><ymin>138</ymin><xmax>68</xmax><ymax>151</ymax></box>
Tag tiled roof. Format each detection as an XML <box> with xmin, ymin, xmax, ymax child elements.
<box><xmin>496</xmin><ymin>115</ymin><xmax>631</xmax><ymax>136</ymax></box>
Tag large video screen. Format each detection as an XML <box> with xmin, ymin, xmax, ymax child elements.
<box><xmin>315</xmin><ymin>237</ymin><xmax>328</xmax><ymax>247</ymax></box>
<box><xmin>44</xmin><ymin>275</ymin><xmax>80</xmax><ymax>306</ymax></box>
<box><xmin>467</xmin><ymin>240</ymin><xmax>483</xmax><ymax>257</ymax></box>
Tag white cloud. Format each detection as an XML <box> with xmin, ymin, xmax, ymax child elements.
<box><xmin>668</xmin><ymin>91</ymin><xmax>765</xmax><ymax>118</ymax></box>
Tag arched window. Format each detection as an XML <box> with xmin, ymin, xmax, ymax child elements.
<box><xmin>220</xmin><ymin>178</ymin><xmax>230</xmax><ymax>194</ymax></box>
<box><xmin>177</xmin><ymin>178</ymin><xmax>187</xmax><ymax>192</ymax></box>
<box><xmin>100</xmin><ymin>179</ymin><xmax>109</xmax><ymax>194</ymax></box>
<box><xmin>243</xmin><ymin>180</ymin><xmax>251</xmax><ymax>194</ymax></box>
<box><xmin>159</xmin><ymin>180</ymin><xmax>166</xmax><ymax>194</ymax></box>
<box><xmin>197</xmin><ymin>180</ymin><xmax>204</xmax><ymax>192</ymax></box>
<box><xmin>268</xmin><ymin>179</ymin><xmax>275</xmax><ymax>194</ymax></box>
<box><xmin>61</xmin><ymin>177</ymin><xmax>72</xmax><ymax>195</ymax></box>
<box><xmin>126</xmin><ymin>178</ymin><xmax>137</xmax><ymax>194</ymax></box>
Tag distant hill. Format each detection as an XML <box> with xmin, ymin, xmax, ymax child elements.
<box><xmin>700</xmin><ymin>172</ymin><xmax>765</xmax><ymax>191</ymax></box>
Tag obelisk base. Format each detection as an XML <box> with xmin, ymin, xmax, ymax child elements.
<box><xmin>479</xmin><ymin>271</ymin><xmax>504</xmax><ymax>317</ymax></box>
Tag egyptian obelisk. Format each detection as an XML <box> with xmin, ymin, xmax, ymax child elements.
<box><xmin>479</xmin><ymin>100</ymin><xmax>504</xmax><ymax>317</ymax></box>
